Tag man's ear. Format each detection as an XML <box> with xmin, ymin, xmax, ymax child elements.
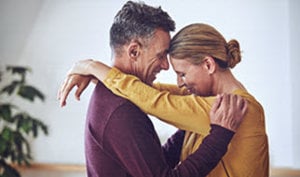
<box><xmin>202</xmin><ymin>56</ymin><xmax>216</xmax><ymax>74</ymax></box>
<box><xmin>127</xmin><ymin>41</ymin><xmax>141</xmax><ymax>61</ymax></box>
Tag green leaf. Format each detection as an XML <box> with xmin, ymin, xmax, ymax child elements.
<box><xmin>1</xmin><ymin>81</ymin><xmax>21</xmax><ymax>95</ymax></box>
<box><xmin>10</xmin><ymin>113</ymin><xmax>24</xmax><ymax>124</ymax></box>
<box><xmin>1</xmin><ymin>127</ymin><xmax>13</xmax><ymax>141</ymax></box>
<box><xmin>0</xmin><ymin>65</ymin><xmax>48</xmax><ymax>174</ymax></box>
<box><xmin>32</xmin><ymin>122</ymin><xmax>38</xmax><ymax>137</ymax></box>
<box><xmin>17</xmin><ymin>85</ymin><xmax>45</xmax><ymax>102</ymax></box>
<box><xmin>6</xmin><ymin>66</ymin><xmax>30</xmax><ymax>75</ymax></box>
<box><xmin>16</xmin><ymin>114</ymin><xmax>29</xmax><ymax>134</ymax></box>
<box><xmin>0</xmin><ymin>104</ymin><xmax>12</xmax><ymax>122</ymax></box>
<box><xmin>15</xmin><ymin>113</ymin><xmax>48</xmax><ymax>136</ymax></box>
<box><xmin>0</xmin><ymin>128</ymin><xmax>15</xmax><ymax>160</ymax></box>
<box><xmin>36</xmin><ymin>120</ymin><xmax>48</xmax><ymax>135</ymax></box>
<box><xmin>12</xmin><ymin>132</ymin><xmax>32</xmax><ymax>166</ymax></box>
<box><xmin>0</xmin><ymin>137</ymin><xmax>7</xmax><ymax>154</ymax></box>
<box><xmin>0</xmin><ymin>70</ymin><xmax>2</xmax><ymax>82</ymax></box>
<box><xmin>16</xmin><ymin>114</ymin><xmax>25</xmax><ymax>131</ymax></box>
<box><xmin>41</xmin><ymin>124</ymin><xmax>49</xmax><ymax>135</ymax></box>
<box><xmin>35</xmin><ymin>120</ymin><xmax>48</xmax><ymax>136</ymax></box>
<box><xmin>20</xmin><ymin>119</ymin><xmax>32</xmax><ymax>134</ymax></box>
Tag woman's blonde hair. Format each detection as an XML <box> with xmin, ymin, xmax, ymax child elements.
<box><xmin>169</xmin><ymin>23</ymin><xmax>241</xmax><ymax>68</ymax></box>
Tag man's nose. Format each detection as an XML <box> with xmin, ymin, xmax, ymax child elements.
<box><xmin>160</xmin><ymin>57</ymin><xmax>169</xmax><ymax>70</ymax></box>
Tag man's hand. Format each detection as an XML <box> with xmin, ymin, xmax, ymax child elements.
<box><xmin>57</xmin><ymin>74</ymin><xmax>94</xmax><ymax>107</ymax></box>
<box><xmin>210</xmin><ymin>94</ymin><xmax>248</xmax><ymax>132</ymax></box>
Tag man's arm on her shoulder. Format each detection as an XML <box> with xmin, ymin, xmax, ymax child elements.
<box><xmin>104</xmin><ymin>102</ymin><xmax>236</xmax><ymax>177</ymax></box>
<box><xmin>160</xmin><ymin>94</ymin><xmax>247</xmax><ymax>176</ymax></box>
<box><xmin>178</xmin><ymin>125</ymin><xmax>234</xmax><ymax>176</ymax></box>
<box><xmin>180</xmin><ymin>93</ymin><xmax>247</xmax><ymax>175</ymax></box>
<box><xmin>210</xmin><ymin>93</ymin><xmax>247</xmax><ymax>132</ymax></box>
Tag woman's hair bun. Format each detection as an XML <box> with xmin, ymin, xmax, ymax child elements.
<box><xmin>227</xmin><ymin>39</ymin><xmax>241</xmax><ymax>68</ymax></box>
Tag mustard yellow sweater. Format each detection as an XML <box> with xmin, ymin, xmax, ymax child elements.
<box><xmin>103</xmin><ymin>67</ymin><xmax>269</xmax><ymax>177</ymax></box>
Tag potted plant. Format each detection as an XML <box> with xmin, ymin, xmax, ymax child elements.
<box><xmin>0</xmin><ymin>66</ymin><xmax>48</xmax><ymax>177</ymax></box>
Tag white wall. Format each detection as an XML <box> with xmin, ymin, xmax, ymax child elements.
<box><xmin>290</xmin><ymin>0</ymin><xmax>300</xmax><ymax>169</ymax></box>
<box><xmin>0</xmin><ymin>0</ymin><xmax>299</xmax><ymax>168</ymax></box>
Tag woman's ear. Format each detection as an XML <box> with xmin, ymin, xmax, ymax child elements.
<box><xmin>203</xmin><ymin>56</ymin><xmax>216</xmax><ymax>74</ymax></box>
<box><xmin>127</xmin><ymin>41</ymin><xmax>141</xmax><ymax>61</ymax></box>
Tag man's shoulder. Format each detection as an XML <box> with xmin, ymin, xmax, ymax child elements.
<box><xmin>92</xmin><ymin>82</ymin><xmax>126</xmax><ymax>102</ymax></box>
<box><xmin>88</xmin><ymin>82</ymin><xmax>147</xmax><ymax>120</ymax></box>
<box><xmin>89</xmin><ymin>82</ymin><xmax>134</xmax><ymax>108</ymax></box>
<box><xmin>86</xmin><ymin>82</ymin><xmax>153</xmax><ymax>139</ymax></box>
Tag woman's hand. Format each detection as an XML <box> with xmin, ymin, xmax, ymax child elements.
<box><xmin>58</xmin><ymin>74</ymin><xmax>95</xmax><ymax>107</ymax></box>
<box><xmin>210</xmin><ymin>93</ymin><xmax>248</xmax><ymax>132</ymax></box>
<box><xmin>58</xmin><ymin>59</ymin><xmax>112</xmax><ymax>107</ymax></box>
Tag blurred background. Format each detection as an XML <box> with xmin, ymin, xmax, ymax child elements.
<box><xmin>1</xmin><ymin>0</ymin><xmax>299</xmax><ymax>176</ymax></box>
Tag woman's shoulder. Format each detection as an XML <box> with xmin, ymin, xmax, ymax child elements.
<box><xmin>233</xmin><ymin>89</ymin><xmax>264</xmax><ymax>113</ymax></box>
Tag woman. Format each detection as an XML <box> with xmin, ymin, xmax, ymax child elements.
<box><xmin>59</xmin><ymin>23</ymin><xmax>269</xmax><ymax>176</ymax></box>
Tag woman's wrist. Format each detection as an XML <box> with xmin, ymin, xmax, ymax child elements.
<box><xmin>90</xmin><ymin>60</ymin><xmax>111</xmax><ymax>82</ymax></box>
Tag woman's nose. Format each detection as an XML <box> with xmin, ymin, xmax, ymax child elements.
<box><xmin>177</xmin><ymin>76</ymin><xmax>185</xmax><ymax>88</ymax></box>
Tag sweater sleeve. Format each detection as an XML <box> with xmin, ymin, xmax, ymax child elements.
<box><xmin>153</xmin><ymin>83</ymin><xmax>190</xmax><ymax>95</ymax></box>
<box><xmin>179</xmin><ymin>125</ymin><xmax>234</xmax><ymax>176</ymax></box>
<box><xmin>103</xmin><ymin>67</ymin><xmax>213</xmax><ymax>135</ymax></box>
<box><xmin>162</xmin><ymin>130</ymin><xmax>185</xmax><ymax>168</ymax></box>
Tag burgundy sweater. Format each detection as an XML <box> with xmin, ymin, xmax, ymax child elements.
<box><xmin>85</xmin><ymin>82</ymin><xmax>234</xmax><ymax>177</ymax></box>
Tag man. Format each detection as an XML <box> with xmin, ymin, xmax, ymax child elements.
<box><xmin>58</xmin><ymin>1</ymin><xmax>247</xmax><ymax>176</ymax></box>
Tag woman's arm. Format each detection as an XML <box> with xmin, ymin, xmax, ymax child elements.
<box><xmin>58</xmin><ymin>59</ymin><xmax>213</xmax><ymax>134</ymax></box>
<box><xmin>102</xmin><ymin>67</ymin><xmax>214</xmax><ymax>134</ymax></box>
<box><xmin>153</xmin><ymin>83</ymin><xmax>190</xmax><ymax>95</ymax></box>
<box><xmin>58</xmin><ymin>59</ymin><xmax>246</xmax><ymax>134</ymax></box>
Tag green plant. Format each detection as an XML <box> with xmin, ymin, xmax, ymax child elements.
<box><xmin>0</xmin><ymin>66</ymin><xmax>48</xmax><ymax>177</ymax></box>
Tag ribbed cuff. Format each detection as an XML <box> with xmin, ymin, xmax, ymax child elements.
<box><xmin>210</xmin><ymin>124</ymin><xmax>235</xmax><ymax>143</ymax></box>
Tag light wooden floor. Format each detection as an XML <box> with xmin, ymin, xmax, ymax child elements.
<box><xmin>21</xmin><ymin>170</ymin><xmax>85</xmax><ymax>177</ymax></box>
<box><xmin>16</xmin><ymin>164</ymin><xmax>85</xmax><ymax>177</ymax></box>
